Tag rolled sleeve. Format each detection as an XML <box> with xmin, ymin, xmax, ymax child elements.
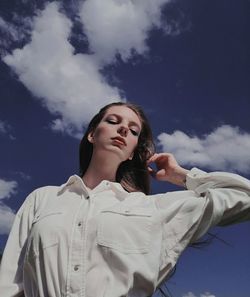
<box><xmin>186</xmin><ymin>167</ymin><xmax>250</xmax><ymax>225</ymax></box>
<box><xmin>155</xmin><ymin>168</ymin><xmax>250</xmax><ymax>275</ymax></box>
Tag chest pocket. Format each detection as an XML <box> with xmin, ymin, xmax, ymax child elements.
<box><xmin>97</xmin><ymin>206</ymin><xmax>152</xmax><ymax>254</ymax></box>
<box><xmin>27</xmin><ymin>211</ymin><xmax>64</xmax><ymax>257</ymax></box>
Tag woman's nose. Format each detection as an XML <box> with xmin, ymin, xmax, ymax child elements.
<box><xmin>118</xmin><ymin>125</ymin><xmax>128</xmax><ymax>136</ymax></box>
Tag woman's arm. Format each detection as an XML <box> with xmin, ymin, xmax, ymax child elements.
<box><xmin>149</xmin><ymin>153</ymin><xmax>250</xmax><ymax>280</ymax></box>
<box><xmin>150</xmin><ymin>152</ymin><xmax>250</xmax><ymax>231</ymax></box>
<box><xmin>0</xmin><ymin>190</ymin><xmax>37</xmax><ymax>297</ymax></box>
<box><xmin>185</xmin><ymin>167</ymin><xmax>250</xmax><ymax>228</ymax></box>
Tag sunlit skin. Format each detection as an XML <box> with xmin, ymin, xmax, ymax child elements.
<box><xmin>82</xmin><ymin>105</ymin><xmax>188</xmax><ymax>190</ymax></box>
<box><xmin>148</xmin><ymin>152</ymin><xmax>189</xmax><ymax>187</ymax></box>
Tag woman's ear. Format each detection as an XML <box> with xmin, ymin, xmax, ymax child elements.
<box><xmin>87</xmin><ymin>131</ymin><xmax>94</xmax><ymax>143</ymax></box>
<box><xmin>128</xmin><ymin>152</ymin><xmax>134</xmax><ymax>160</ymax></box>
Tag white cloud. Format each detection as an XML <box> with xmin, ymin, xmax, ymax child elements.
<box><xmin>0</xmin><ymin>179</ymin><xmax>17</xmax><ymax>234</ymax></box>
<box><xmin>0</xmin><ymin>204</ymin><xmax>16</xmax><ymax>234</ymax></box>
<box><xmin>0</xmin><ymin>15</ymin><xmax>32</xmax><ymax>55</ymax></box>
<box><xmin>0</xmin><ymin>179</ymin><xmax>17</xmax><ymax>200</ymax></box>
<box><xmin>0</xmin><ymin>120</ymin><xmax>8</xmax><ymax>134</ymax></box>
<box><xmin>183</xmin><ymin>293</ymin><xmax>196</xmax><ymax>297</ymax></box>
<box><xmin>183</xmin><ymin>292</ymin><xmax>216</xmax><ymax>297</ymax></box>
<box><xmin>200</xmin><ymin>293</ymin><xmax>216</xmax><ymax>297</ymax></box>
<box><xmin>0</xmin><ymin>16</ymin><xmax>18</xmax><ymax>41</ymax></box>
<box><xmin>0</xmin><ymin>120</ymin><xmax>15</xmax><ymax>139</ymax></box>
<box><xmin>80</xmin><ymin>0</ymin><xmax>171</xmax><ymax>64</ymax></box>
<box><xmin>0</xmin><ymin>16</ymin><xmax>18</xmax><ymax>53</ymax></box>
<box><xmin>51</xmin><ymin>118</ymin><xmax>83</xmax><ymax>139</ymax></box>
<box><xmin>3</xmin><ymin>2</ymin><xmax>123</xmax><ymax>137</ymax></box>
<box><xmin>157</xmin><ymin>125</ymin><xmax>250</xmax><ymax>174</ymax></box>
<box><xmin>13</xmin><ymin>171</ymin><xmax>31</xmax><ymax>181</ymax></box>
<box><xmin>2</xmin><ymin>0</ymin><xmax>188</xmax><ymax>138</ymax></box>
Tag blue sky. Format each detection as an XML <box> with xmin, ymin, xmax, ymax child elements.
<box><xmin>0</xmin><ymin>1</ymin><xmax>250</xmax><ymax>296</ymax></box>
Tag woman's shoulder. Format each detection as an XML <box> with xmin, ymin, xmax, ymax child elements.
<box><xmin>26</xmin><ymin>184</ymin><xmax>61</xmax><ymax>200</ymax></box>
<box><xmin>32</xmin><ymin>184</ymin><xmax>61</xmax><ymax>195</ymax></box>
<box><xmin>19</xmin><ymin>184</ymin><xmax>62</xmax><ymax>213</ymax></box>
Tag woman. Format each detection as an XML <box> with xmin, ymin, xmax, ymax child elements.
<box><xmin>0</xmin><ymin>102</ymin><xmax>249</xmax><ymax>297</ymax></box>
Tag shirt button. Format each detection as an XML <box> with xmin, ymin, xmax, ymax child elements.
<box><xmin>74</xmin><ymin>265</ymin><xmax>80</xmax><ymax>271</ymax></box>
<box><xmin>78</xmin><ymin>222</ymin><xmax>82</xmax><ymax>227</ymax></box>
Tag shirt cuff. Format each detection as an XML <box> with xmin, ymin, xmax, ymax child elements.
<box><xmin>185</xmin><ymin>167</ymin><xmax>207</xmax><ymax>191</ymax></box>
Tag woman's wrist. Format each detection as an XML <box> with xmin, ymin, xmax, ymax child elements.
<box><xmin>170</xmin><ymin>166</ymin><xmax>189</xmax><ymax>187</ymax></box>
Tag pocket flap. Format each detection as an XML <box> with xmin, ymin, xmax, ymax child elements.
<box><xmin>32</xmin><ymin>211</ymin><xmax>63</xmax><ymax>224</ymax></box>
<box><xmin>101</xmin><ymin>206</ymin><xmax>152</xmax><ymax>217</ymax></box>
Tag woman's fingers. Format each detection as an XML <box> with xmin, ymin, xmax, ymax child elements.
<box><xmin>147</xmin><ymin>153</ymin><xmax>170</xmax><ymax>181</ymax></box>
<box><xmin>147</xmin><ymin>166</ymin><xmax>156</xmax><ymax>177</ymax></box>
<box><xmin>148</xmin><ymin>152</ymin><xmax>188</xmax><ymax>186</ymax></box>
<box><xmin>147</xmin><ymin>153</ymin><xmax>159</xmax><ymax>163</ymax></box>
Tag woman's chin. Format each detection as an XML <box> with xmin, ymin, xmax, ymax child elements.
<box><xmin>98</xmin><ymin>146</ymin><xmax>127</xmax><ymax>161</ymax></box>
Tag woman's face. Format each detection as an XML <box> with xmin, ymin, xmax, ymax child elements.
<box><xmin>88</xmin><ymin>105</ymin><xmax>142</xmax><ymax>162</ymax></box>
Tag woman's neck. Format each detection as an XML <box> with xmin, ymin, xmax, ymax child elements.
<box><xmin>82</xmin><ymin>151</ymin><xmax>120</xmax><ymax>189</ymax></box>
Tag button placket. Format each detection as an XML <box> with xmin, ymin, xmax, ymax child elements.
<box><xmin>81</xmin><ymin>195</ymin><xmax>95</xmax><ymax>297</ymax></box>
<box><xmin>67</xmin><ymin>199</ymin><xmax>86</xmax><ymax>295</ymax></box>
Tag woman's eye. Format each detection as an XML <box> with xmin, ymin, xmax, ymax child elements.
<box><xmin>130</xmin><ymin>129</ymin><xmax>139</xmax><ymax>136</ymax></box>
<box><xmin>107</xmin><ymin>119</ymin><xmax>117</xmax><ymax>124</ymax></box>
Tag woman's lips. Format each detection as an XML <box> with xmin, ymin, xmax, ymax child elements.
<box><xmin>111</xmin><ymin>137</ymin><xmax>126</xmax><ymax>146</ymax></box>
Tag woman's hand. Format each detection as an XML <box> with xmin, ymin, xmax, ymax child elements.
<box><xmin>147</xmin><ymin>153</ymin><xmax>189</xmax><ymax>187</ymax></box>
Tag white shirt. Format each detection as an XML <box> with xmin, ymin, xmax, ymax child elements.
<box><xmin>0</xmin><ymin>168</ymin><xmax>250</xmax><ymax>297</ymax></box>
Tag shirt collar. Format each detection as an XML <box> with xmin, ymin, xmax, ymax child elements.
<box><xmin>58</xmin><ymin>174</ymin><xmax>129</xmax><ymax>200</ymax></box>
<box><xmin>58</xmin><ymin>175</ymin><xmax>84</xmax><ymax>192</ymax></box>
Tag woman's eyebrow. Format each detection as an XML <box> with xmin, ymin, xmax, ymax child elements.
<box><xmin>129</xmin><ymin>121</ymin><xmax>141</xmax><ymax>129</ymax></box>
<box><xmin>107</xmin><ymin>113</ymin><xmax>141</xmax><ymax>129</ymax></box>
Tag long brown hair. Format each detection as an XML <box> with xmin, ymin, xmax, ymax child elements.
<box><xmin>79</xmin><ymin>102</ymin><xmax>155</xmax><ymax>194</ymax></box>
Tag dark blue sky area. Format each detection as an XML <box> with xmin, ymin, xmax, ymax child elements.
<box><xmin>114</xmin><ymin>1</ymin><xmax>250</xmax><ymax>135</ymax></box>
